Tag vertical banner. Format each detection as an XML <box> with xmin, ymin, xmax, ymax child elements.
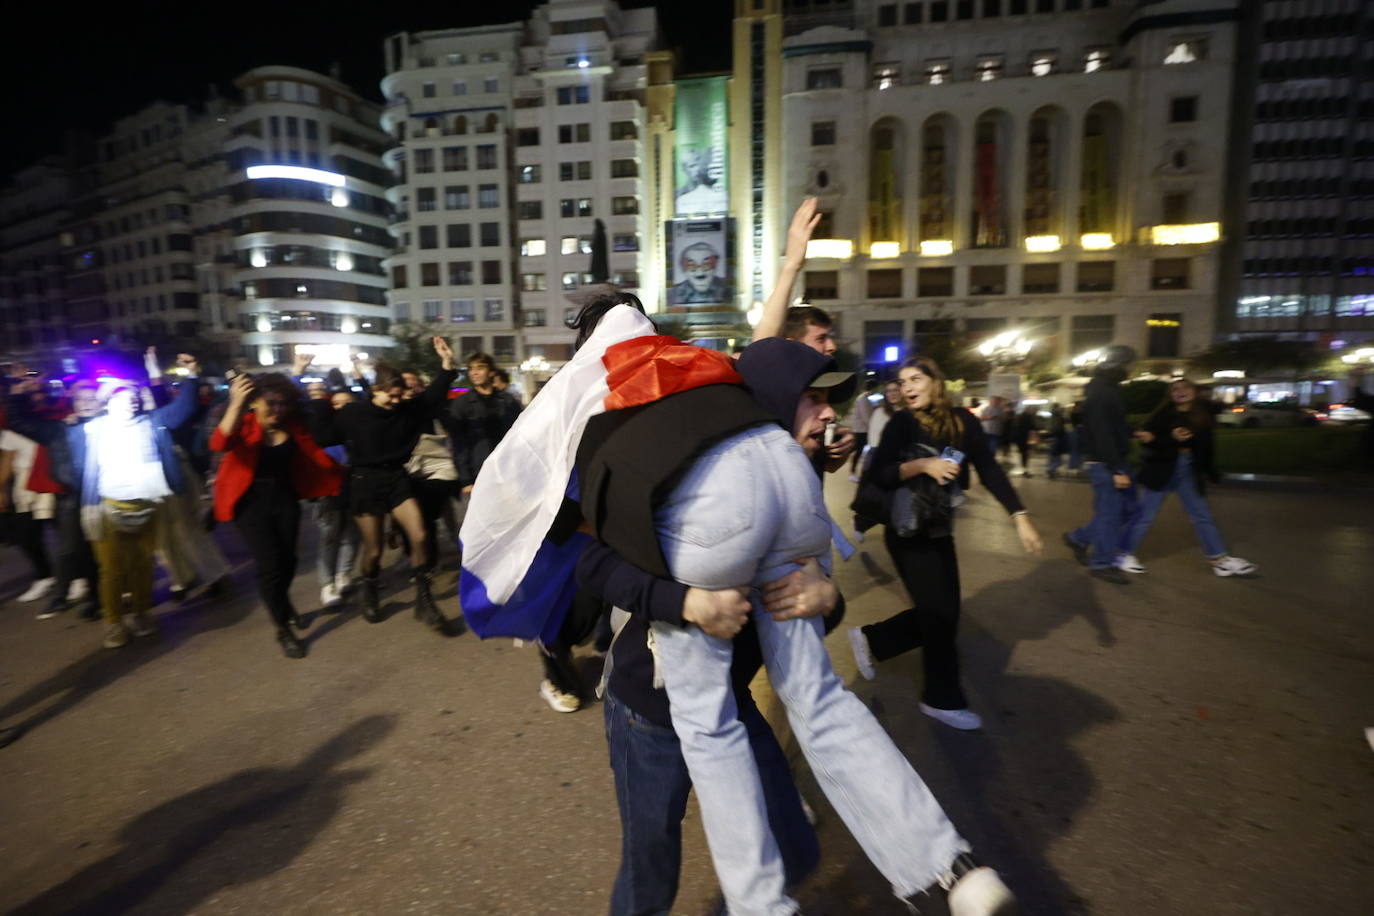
<box><xmin>674</xmin><ymin>78</ymin><xmax>730</xmax><ymax>217</ymax></box>
<box><xmin>665</xmin><ymin>218</ymin><xmax>735</xmax><ymax>306</ymax></box>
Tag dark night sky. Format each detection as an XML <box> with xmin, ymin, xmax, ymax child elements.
<box><xmin>0</xmin><ymin>0</ymin><xmax>734</xmax><ymax>178</ymax></box>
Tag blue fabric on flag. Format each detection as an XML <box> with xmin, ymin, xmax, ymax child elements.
<box><xmin>459</xmin><ymin>531</ymin><xmax>592</xmax><ymax>644</ymax></box>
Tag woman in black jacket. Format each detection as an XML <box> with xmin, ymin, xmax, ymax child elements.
<box><xmin>849</xmin><ymin>356</ymin><xmax>1042</xmax><ymax>731</ymax></box>
<box><xmin>1115</xmin><ymin>379</ymin><xmax>1256</xmax><ymax>578</ymax></box>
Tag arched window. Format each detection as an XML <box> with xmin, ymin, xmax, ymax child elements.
<box><xmin>869</xmin><ymin>120</ymin><xmax>903</xmax><ymax>246</ymax></box>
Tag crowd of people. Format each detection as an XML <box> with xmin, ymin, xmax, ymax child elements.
<box><xmin>3</xmin><ymin>196</ymin><xmax>1306</xmax><ymax>915</ymax></box>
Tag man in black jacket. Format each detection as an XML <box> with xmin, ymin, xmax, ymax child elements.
<box><xmin>1063</xmin><ymin>345</ymin><xmax>1139</xmax><ymax>584</ymax></box>
<box><xmin>449</xmin><ymin>351</ymin><xmax>521</xmax><ymax>497</ymax></box>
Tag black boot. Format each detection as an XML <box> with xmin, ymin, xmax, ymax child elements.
<box><xmin>360</xmin><ymin>576</ymin><xmax>383</xmax><ymax>623</ymax></box>
<box><xmin>276</xmin><ymin>627</ymin><xmax>306</xmax><ymax>659</ymax></box>
<box><xmin>412</xmin><ymin>570</ymin><xmax>446</xmax><ymax>633</ymax></box>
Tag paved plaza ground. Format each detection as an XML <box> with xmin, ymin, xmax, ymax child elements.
<box><xmin>1</xmin><ymin>470</ymin><xmax>1371</xmax><ymax>915</ymax></box>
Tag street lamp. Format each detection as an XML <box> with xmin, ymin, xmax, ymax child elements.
<box><xmin>1340</xmin><ymin>347</ymin><xmax>1374</xmax><ymax>366</ymax></box>
<box><xmin>520</xmin><ymin>355</ymin><xmax>551</xmax><ymax>374</ymax></box>
<box><xmin>1071</xmin><ymin>348</ymin><xmax>1104</xmax><ymax>371</ymax></box>
<box><xmin>977</xmin><ymin>330</ymin><xmax>1035</xmax><ymax>367</ymax></box>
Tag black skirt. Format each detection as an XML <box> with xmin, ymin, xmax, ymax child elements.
<box><xmin>348</xmin><ymin>466</ymin><xmax>414</xmax><ymax>516</ymax></box>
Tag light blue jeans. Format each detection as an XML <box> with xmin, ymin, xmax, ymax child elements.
<box><xmin>1069</xmin><ymin>462</ymin><xmax>1139</xmax><ymax>569</ymax></box>
<box><xmin>1123</xmin><ymin>453</ymin><xmax>1227</xmax><ymax>558</ymax></box>
<box><xmin>650</xmin><ymin>425</ymin><xmax>968</xmax><ymax>916</ymax></box>
<box><xmin>312</xmin><ymin>500</ymin><xmax>359</xmax><ymax>586</ymax></box>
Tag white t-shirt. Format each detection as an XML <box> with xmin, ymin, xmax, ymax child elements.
<box><xmin>91</xmin><ymin>418</ymin><xmax>172</xmax><ymax>502</ymax></box>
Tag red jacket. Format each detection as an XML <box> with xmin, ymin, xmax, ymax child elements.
<box><xmin>210</xmin><ymin>412</ymin><xmax>342</xmax><ymax>522</ymax></box>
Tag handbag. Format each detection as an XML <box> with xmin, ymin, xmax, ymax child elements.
<box><xmin>889</xmin><ymin>443</ymin><xmax>956</xmax><ymax>538</ymax></box>
<box><xmin>105</xmin><ymin>499</ymin><xmax>158</xmax><ymax>534</ymax></box>
<box><xmin>405</xmin><ymin>421</ymin><xmax>459</xmax><ymax>481</ymax></box>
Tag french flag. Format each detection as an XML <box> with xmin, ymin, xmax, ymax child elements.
<box><xmin>458</xmin><ymin>305</ymin><xmax>744</xmax><ymax>644</ymax></box>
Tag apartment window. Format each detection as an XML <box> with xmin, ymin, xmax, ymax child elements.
<box><xmin>1151</xmin><ymin>258</ymin><xmax>1190</xmax><ymax>290</ymax></box>
<box><xmin>415</xmin><ymin>149</ymin><xmax>435</xmax><ymax>173</ymax></box>
<box><xmin>867</xmin><ymin>269</ymin><xmax>903</xmax><ymax>298</ymax></box>
<box><xmin>485</xmin><ymin>299</ymin><xmax>506</xmax><ymax>321</ymax></box>
<box><xmin>521</xmin><ymin>238</ymin><xmax>547</xmax><ymax>256</ymax></box>
<box><xmin>958</xmin><ymin>0</ymin><xmax>976</xmax><ymax>18</ymax></box>
<box><xmin>476</xmin><ymin>145</ymin><xmax>497</xmax><ymax>169</ymax></box>
<box><xmin>479</xmin><ymin>222</ymin><xmax>500</xmax><ymax>247</ymax></box>
<box><xmin>1170</xmin><ymin>96</ymin><xmax>1198</xmax><ymax>123</ymax></box>
<box><xmin>873</xmin><ymin>62</ymin><xmax>900</xmax><ymax>90</ymax></box>
<box><xmin>878</xmin><ymin>3</ymin><xmax>898</xmax><ymax>26</ymax></box>
<box><xmin>1070</xmin><ymin>315</ymin><xmax>1115</xmax><ymax>353</ymax></box>
<box><xmin>1022</xmin><ymin>263</ymin><xmax>1061</xmax><ymax>293</ymax></box>
<box><xmin>562</xmin><ymin>271</ymin><xmax>579</xmax><ymax>290</ymax></box>
<box><xmin>610</xmin><ymin>159</ymin><xmax>638</xmax><ymax>178</ymax></box>
<box><xmin>1162</xmin><ymin>192</ymin><xmax>1190</xmax><ymax>224</ymax></box>
<box><xmin>419</xmin><ymin>225</ymin><xmax>439</xmax><ymax>249</ymax></box>
<box><xmin>1164</xmin><ymin>39</ymin><xmax>1206</xmax><ymax>65</ymax></box>
<box><xmin>450</xmin><ymin>299</ymin><xmax>475</xmax><ymax>322</ymax></box>
<box><xmin>560</xmin><ymin>160</ymin><xmax>593</xmax><ymax>181</ymax></box>
<box><xmin>811</xmin><ymin>121</ymin><xmax>836</xmax><ymax>146</ymax></box>
<box><xmin>417</xmin><ymin>187</ymin><xmax>437</xmax><ymax>212</ymax></box>
<box><xmin>516</xmin><ymin>128</ymin><xmax>540</xmax><ymax>146</ymax></box>
<box><xmin>452</xmin><ymin>80</ymin><xmax>467</xmax><ymax>96</ymax></box>
<box><xmin>392</xmin><ymin>265</ymin><xmax>408</xmax><ymax>288</ymax></box>
<box><xmin>969</xmin><ymin>265</ymin><xmax>1007</xmax><ymax>294</ymax></box>
<box><xmin>984</xmin><ymin>0</ymin><xmax>1002</xmax><ymax>14</ymax></box>
<box><xmin>1077</xmin><ymin>261</ymin><xmax>1115</xmax><ymax>292</ymax></box>
<box><xmin>558</xmin><ymin>123</ymin><xmax>591</xmax><ymax>143</ymax></box>
<box><xmin>443</xmin><ymin>146</ymin><xmax>467</xmax><ymax>171</ymax></box>
<box><xmin>556</xmin><ymin>86</ymin><xmax>591</xmax><ymax>105</ymax></box>
<box><xmin>494</xmin><ymin>335</ymin><xmax>515</xmax><ymax>358</ymax></box>
<box><xmin>804</xmin><ymin>270</ymin><xmax>839</xmax><ymax>300</ymax></box>
<box><xmin>525</xmin><ymin>308</ymin><xmax>547</xmax><ymax>327</ymax></box>
<box><xmin>976</xmin><ymin>57</ymin><xmax>1003</xmax><ymax>81</ymax></box>
<box><xmin>478</xmin><ymin>184</ymin><xmax>500</xmax><ymax>208</ymax></box>
<box><xmin>447</xmin><ymin>224</ymin><xmax>471</xmax><ymax>248</ymax></box>
<box><xmin>521</xmin><ymin>273</ymin><xmax>547</xmax><ymax>292</ymax></box>
<box><xmin>423</xmin><ymin>299</ymin><xmax>442</xmax><ymax>321</ymax></box>
<box><xmin>806</xmin><ymin>68</ymin><xmax>843</xmax><ymax>90</ymax></box>
<box><xmin>1030</xmin><ymin>52</ymin><xmax>1056</xmax><ymax>77</ymax></box>
<box><xmin>519</xmin><ymin>164</ymin><xmax>542</xmax><ymax>183</ymax></box>
<box><xmin>611</xmin><ymin>196</ymin><xmax>639</xmax><ymax>215</ymax></box>
<box><xmin>518</xmin><ymin>201</ymin><xmax>544</xmax><ymax>220</ymax></box>
<box><xmin>460</xmin><ymin>336</ymin><xmax>483</xmax><ymax>354</ymax></box>
<box><xmin>612</xmin><ymin>233</ymin><xmax>639</xmax><ymax>251</ymax></box>
<box><xmin>422</xmin><ymin>82</ymin><xmax>436</xmax><ymax>98</ymax></box>
<box><xmin>1035</xmin><ymin>0</ymin><xmax>1053</xmax><ymax>12</ymax></box>
<box><xmin>561</xmin><ymin>236</ymin><xmax>580</xmax><ymax>255</ymax></box>
<box><xmin>421</xmin><ymin>263</ymin><xmax>441</xmax><ymax>286</ymax></box>
<box><xmin>447</xmin><ymin>52</ymin><xmax>467</xmax><ymax>65</ymax></box>
<box><xmin>304</xmin><ymin>120</ymin><xmax>318</xmax><ymax>141</ymax></box>
<box><xmin>481</xmin><ymin>260</ymin><xmax>502</xmax><ymax>284</ymax></box>
<box><xmin>445</xmin><ymin>185</ymin><xmax>470</xmax><ymax>210</ymax></box>
<box><xmin>1084</xmin><ymin>49</ymin><xmax>1110</xmax><ymax>73</ymax></box>
<box><xmin>918</xmin><ymin>267</ymin><xmax>954</xmax><ymax>297</ymax></box>
<box><xmin>930</xmin><ymin>1</ymin><xmax>949</xmax><ymax>22</ymax></box>
<box><xmin>1147</xmin><ymin>313</ymin><xmax>1183</xmax><ymax>358</ymax></box>
<box><xmin>560</xmin><ymin>199</ymin><xmax>592</xmax><ymax>218</ymax></box>
<box><xmin>448</xmin><ymin>261</ymin><xmax>473</xmax><ymax>285</ymax></box>
<box><xmin>480</xmin><ymin>50</ymin><xmax>499</xmax><ymax>62</ymax></box>
<box><xmin>905</xmin><ymin>2</ymin><xmax>923</xmax><ymax>23</ymax></box>
<box><xmin>924</xmin><ymin>60</ymin><xmax>951</xmax><ymax>85</ymax></box>
<box><xmin>484</xmin><ymin>77</ymin><xmax>500</xmax><ymax>93</ymax></box>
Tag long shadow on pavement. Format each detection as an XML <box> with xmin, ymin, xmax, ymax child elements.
<box><xmin>7</xmin><ymin>715</ymin><xmax>395</xmax><ymax>916</ymax></box>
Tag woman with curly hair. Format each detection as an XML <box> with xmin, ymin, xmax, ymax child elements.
<box><xmin>212</xmin><ymin>373</ymin><xmax>342</xmax><ymax>658</ymax></box>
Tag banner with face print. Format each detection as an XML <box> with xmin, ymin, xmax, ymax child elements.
<box><xmin>665</xmin><ymin>218</ymin><xmax>734</xmax><ymax>307</ymax></box>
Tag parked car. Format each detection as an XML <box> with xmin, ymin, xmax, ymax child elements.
<box><xmin>1316</xmin><ymin>403</ymin><xmax>1373</xmax><ymax>425</ymax></box>
<box><xmin>1216</xmin><ymin>402</ymin><xmax>1320</xmax><ymax>428</ymax></box>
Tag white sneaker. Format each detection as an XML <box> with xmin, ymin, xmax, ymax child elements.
<box><xmin>126</xmin><ymin>611</ymin><xmax>158</xmax><ymax>638</ymax></box>
<box><xmin>919</xmin><ymin>703</ymin><xmax>983</xmax><ymax>731</ymax></box>
<box><xmin>946</xmin><ymin>865</ymin><xmax>1017</xmax><ymax>916</ymax></box>
<box><xmin>1211</xmin><ymin>556</ymin><xmax>1257</xmax><ymax>577</ymax></box>
<box><xmin>852</xmin><ymin>526</ymin><xmax>865</xmax><ymax>544</ymax></box>
<box><xmin>1115</xmin><ymin>553</ymin><xmax>1147</xmax><ymax>574</ymax></box>
<box><xmin>847</xmin><ymin>627</ymin><xmax>876</xmax><ymax>681</ymax></box>
<box><xmin>320</xmin><ymin>583</ymin><xmax>342</xmax><ymax>608</ymax></box>
<box><xmin>539</xmin><ymin>679</ymin><xmax>581</xmax><ymax>713</ymax></box>
<box><xmin>67</xmin><ymin>578</ymin><xmax>90</xmax><ymax>601</ymax></box>
<box><xmin>17</xmin><ymin>577</ymin><xmax>56</xmax><ymax>603</ymax></box>
<box><xmin>334</xmin><ymin>572</ymin><xmax>356</xmax><ymax>594</ymax></box>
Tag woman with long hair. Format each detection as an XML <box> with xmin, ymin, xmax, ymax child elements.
<box><xmin>849</xmin><ymin>356</ymin><xmax>1043</xmax><ymax>731</ymax></box>
<box><xmin>1115</xmin><ymin>378</ymin><xmax>1257</xmax><ymax>577</ymax></box>
<box><xmin>212</xmin><ymin>373</ymin><xmax>342</xmax><ymax>658</ymax></box>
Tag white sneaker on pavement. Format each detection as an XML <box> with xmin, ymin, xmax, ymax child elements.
<box><xmin>1211</xmin><ymin>555</ymin><xmax>1257</xmax><ymax>577</ymax></box>
<box><xmin>919</xmin><ymin>703</ymin><xmax>983</xmax><ymax>731</ymax></box>
<box><xmin>335</xmin><ymin>572</ymin><xmax>356</xmax><ymax>594</ymax></box>
<box><xmin>946</xmin><ymin>865</ymin><xmax>1017</xmax><ymax>916</ymax></box>
<box><xmin>18</xmin><ymin>577</ymin><xmax>56</xmax><ymax>603</ymax></box>
<box><xmin>320</xmin><ymin>583</ymin><xmax>342</xmax><ymax>608</ymax></box>
<box><xmin>539</xmin><ymin>679</ymin><xmax>581</xmax><ymax>713</ymax></box>
<box><xmin>1115</xmin><ymin>553</ymin><xmax>1147</xmax><ymax>574</ymax></box>
<box><xmin>847</xmin><ymin>627</ymin><xmax>876</xmax><ymax>681</ymax></box>
<box><xmin>67</xmin><ymin>578</ymin><xmax>90</xmax><ymax>601</ymax></box>
<box><xmin>126</xmin><ymin>611</ymin><xmax>158</xmax><ymax>638</ymax></box>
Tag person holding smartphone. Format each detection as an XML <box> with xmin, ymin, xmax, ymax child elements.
<box><xmin>849</xmin><ymin>356</ymin><xmax>1042</xmax><ymax>731</ymax></box>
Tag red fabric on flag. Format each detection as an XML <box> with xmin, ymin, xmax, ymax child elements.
<box><xmin>27</xmin><ymin>445</ymin><xmax>66</xmax><ymax>495</ymax></box>
<box><xmin>601</xmin><ymin>336</ymin><xmax>743</xmax><ymax>411</ymax></box>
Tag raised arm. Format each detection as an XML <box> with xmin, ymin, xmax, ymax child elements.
<box><xmin>418</xmin><ymin>337</ymin><xmax>459</xmax><ymax>408</ymax></box>
<box><xmin>211</xmin><ymin>375</ymin><xmax>254</xmax><ymax>450</ymax></box>
<box><xmin>148</xmin><ymin>352</ymin><xmax>202</xmax><ymax>430</ymax></box>
<box><xmin>752</xmin><ymin>198</ymin><xmax>821</xmax><ymax>342</ymax></box>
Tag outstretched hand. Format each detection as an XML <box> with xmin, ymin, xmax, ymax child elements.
<box><xmin>226</xmin><ymin>374</ymin><xmax>254</xmax><ymax>408</ymax></box>
<box><xmin>433</xmin><ymin>336</ymin><xmax>455</xmax><ymax>369</ymax></box>
<box><xmin>293</xmin><ymin>351</ymin><xmax>315</xmax><ymax>376</ymax></box>
<box><xmin>784</xmin><ymin>197</ymin><xmax>822</xmax><ymax>267</ymax></box>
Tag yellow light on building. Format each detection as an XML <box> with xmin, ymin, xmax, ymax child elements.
<box><xmin>919</xmin><ymin>239</ymin><xmax>954</xmax><ymax>257</ymax></box>
<box><xmin>1080</xmin><ymin>232</ymin><xmax>1115</xmax><ymax>250</ymax></box>
<box><xmin>1024</xmin><ymin>234</ymin><xmax>1061</xmax><ymax>253</ymax></box>
<box><xmin>869</xmin><ymin>241</ymin><xmax>900</xmax><ymax>259</ymax></box>
<box><xmin>1150</xmin><ymin>222</ymin><xmax>1220</xmax><ymax>246</ymax></box>
<box><xmin>1146</xmin><ymin>318</ymin><xmax>1181</xmax><ymax>328</ymax></box>
<box><xmin>806</xmin><ymin>239</ymin><xmax>854</xmax><ymax>260</ymax></box>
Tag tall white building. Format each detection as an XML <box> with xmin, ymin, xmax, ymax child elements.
<box><xmin>380</xmin><ymin>1</ymin><xmax>659</xmax><ymax>378</ymax></box>
<box><xmin>777</xmin><ymin>0</ymin><xmax>1241</xmax><ymax>375</ymax></box>
<box><xmin>0</xmin><ymin>158</ymin><xmax>78</xmax><ymax>362</ymax></box>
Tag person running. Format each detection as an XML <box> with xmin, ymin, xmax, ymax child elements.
<box><xmin>212</xmin><ymin>373</ymin><xmax>342</xmax><ymax>658</ymax></box>
<box><xmin>307</xmin><ymin>337</ymin><xmax>457</xmax><ymax>631</ymax></box>
<box><xmin>1114</xmin><ymin>378</ymin><xmax>1257</xmax><ymax>578</ymax></box>
<box><xmin>848</xmin><ymin>356</ymin><xmax>1043</xmax><ymax>732</ymax></box>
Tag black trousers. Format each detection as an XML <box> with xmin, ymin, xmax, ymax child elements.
<box><xmin>52</xmin><ymin>494</ymin><xmax>98</xmax><ymax>603</ymax></box>
<box><xmin>234</xmin><ymin>481</ymin><xmax>301</xmax><ymax>629</ymax></box>
<box><xmin>8</xmin><ymin>511</ymin><xmax>52</xmax><ymax>580</ymax></box>
<box><xmin>863</xmin><ymin>527</ymin><xmax>966</xmax><ymax>710</ymax></box>
<box><xmin>412</xmin><ymin>476</ymin><xmax>458</xmax><ymax>566</ymax></box>
<box><xmin>848</xmin><ymin>433</ymin><xmax>869</xmax><ymax>471</ymax></box>
<box><xmin>542</xmin><ymin>590</ymin><xmax>610</xmax><ymax>697</ymax></box>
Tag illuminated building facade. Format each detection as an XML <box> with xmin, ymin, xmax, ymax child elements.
<box><xmin>777</xmin><ymin>0</ymin><xmax>1241</xmax><ymax>373</ymax></box>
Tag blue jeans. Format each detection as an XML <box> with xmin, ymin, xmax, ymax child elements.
<box><xmin>312</xmin><ymin>500</ymin><xmax>359</xmax><ymax>586</ymax></box>
<box><xmin>650</xmin><ymin>426</ymin><xmax>967</xmax><ymax>915</ymax></box>
<box><xmin>604</xmin><ymin>692</ymin><xmax>819</xmax><ymax>916</ymax></box>
<box><xmin>1123</xmin><ymin>454</ymin><xmax>1227</xmax><ymax>558</ymax></box>
<box><xmin>1070</xmin><ymin>463</ymin><xmax>1139</xmax><ymax>569</ymax></box>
